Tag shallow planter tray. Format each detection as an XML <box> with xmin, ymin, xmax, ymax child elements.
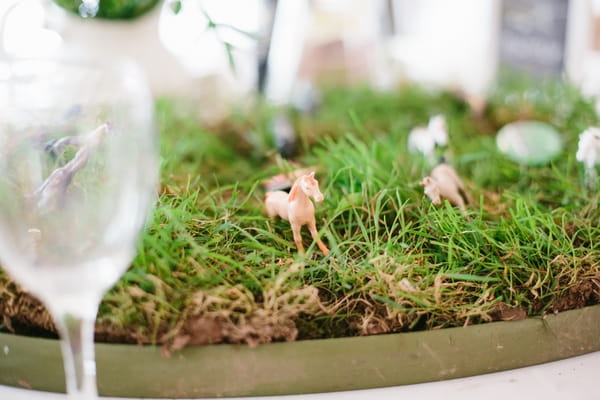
<box><xmin>1</xmin><ymin>305</ymin><xmax>600</xmax><ymax>398</ymax></box>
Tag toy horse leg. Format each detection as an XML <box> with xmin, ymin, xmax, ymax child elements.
<box><xmin>448</xmin><ymin>172</ymin><xmax>472</xmax><ymax>205</ymax></box>
<box><xmin>452</xmin><ymin>194</ymin><xmax>468</xmax><ymax>216</ymax></box>
<box><xmin>459</xmin><ymin>186</ymin><xmax>473</xmax><ymax>205</ymax></box>
<box><xmin>291</xmin><ymin>221</ymin><xmax>305</xmax><ymax>253</ymax></box>
<box><xmin>265</xmin><ymin>205</ymin><xmax>277</xmax><ymax>218</ymax></box>
<box><xmin>456</xmin><ymin>198</ymin><xmax>467</xmax><ymax>213</ymax></box>
<box><xmin>308</xmin><ymin>220</ymin><xmax>329</xmax><ymax>255</ymax></box>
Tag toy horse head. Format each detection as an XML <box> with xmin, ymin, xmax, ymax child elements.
<box><xmin>420</xmin><ymin>176</ymin><xmax>441</xmax><ymax>205</ymax></box>
<box><xmin>292</xmin><ymin>171</ymin><xmax>324</xmax><ymax>202</ymax></box>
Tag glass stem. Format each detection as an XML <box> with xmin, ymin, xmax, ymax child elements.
<box><xmin>55</xmin><ymin>310</ymin><xmax>99</xmax><ymax>399</ymax></box>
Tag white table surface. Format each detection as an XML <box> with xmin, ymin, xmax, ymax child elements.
<box><xmin>2</xmin><ymin>351</ymin><xmax>600</xmax><ymax>399</ymax></box>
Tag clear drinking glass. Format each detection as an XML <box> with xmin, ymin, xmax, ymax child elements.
<box><xmin>0</xmin><ymin>57</ymin><xmax>158</xmax><ymax>398</ymax></box>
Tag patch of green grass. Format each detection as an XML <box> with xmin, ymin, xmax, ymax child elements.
<box><xmin>1</xmin><ymin>81</ymin><xmax>599</xmax><ymax>347</ymax></box>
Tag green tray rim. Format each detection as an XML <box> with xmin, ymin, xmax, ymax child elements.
<box><xmin>2</xmin><ymin>304</ymin><xmax>600</xmax><ymax>398</ymax></box>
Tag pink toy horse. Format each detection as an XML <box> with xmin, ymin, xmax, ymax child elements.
<box><xmin>265</xmin><ymin>172</ymin><xmax>330</xmax><ymax>255</ymax></box>
<box><xmin>420</xmin><ymin>163</ymin><xmax>471</xmax><ymax>214</ymax></box>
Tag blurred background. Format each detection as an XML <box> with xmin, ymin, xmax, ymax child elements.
<box><xmin>1</xmin><ymin>0</ymin><xmax>599</xmax><ymax>120</ymax></box>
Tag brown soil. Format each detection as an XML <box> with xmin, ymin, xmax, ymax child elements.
<box><xmin>489</xmin><ymin>302</ymin><xmax>527</xmax><ymax>322</ymax></box>
<box><xmin>2</xmin><ymin>274</ymin><xmax>600</xmax><ymax>350</ymax></box>
<box><xmin>0</xmin><ymin>282</ymin><xmax>56</xmax><ymax>337</ymax></box>
<box><xmin>549</xmin><ymin>280</ymin><xmax>600</xmax><ymax>313</ymax></box>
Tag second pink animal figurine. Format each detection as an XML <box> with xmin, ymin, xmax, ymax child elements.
<box><xmin>420</xmin><ymin>163</ymin><xmax>471</xmax><ymax>214</ymax></box>
<box><xmin>265</xmin><ymin>172</ymin><xmax>330</xmax><ymax>255</ymax></box>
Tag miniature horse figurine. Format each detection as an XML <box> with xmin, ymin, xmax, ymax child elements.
<box><xmin>420</xmin><ymin>163</ymin><xmax>471</xmax><ymax>214</ymax></box>
<box><xmin>265</xmin><ymin>172</ymin><xmax>330</xmax><ymax>255</ymax></box>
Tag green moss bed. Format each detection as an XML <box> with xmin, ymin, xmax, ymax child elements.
<box><xmin>1</xmin><ymin>81</ymin><xmax>599</xmax><ymax>352</ymax></box>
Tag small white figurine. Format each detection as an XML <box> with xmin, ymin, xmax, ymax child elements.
<box><xmin>420</xmin><ymin>163</ymin><xmax>470</xmax><ymax>214</ymax></box>
<box><xmin>408</xmin><ymin>126</ymin><xmax>435</xmax><ymax>156</ymax></box>
<box><xmin>427</xmin><ymin>114</ymin><xmax>448</xmax><ymax>147</ymax></box>
<box><xmin>576</xmin><ymin>127</ymin><xmax>600</xmax><ymax>189</ymax></box>
<box><xmin>265</xmin><ymin>172</ymin><xmax>329</xmax><ymax>255</ymax></box>
<box><xmin>408</xmin><ymin>114</ymin><xmax>448</xmax><ymax>156</ymax></box>
<box><xmin>576</xmin><ymin>127</ymin><xmax>600</xmax><ymax>169</ymax></box>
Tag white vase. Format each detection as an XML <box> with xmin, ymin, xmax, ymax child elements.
<box><xmin>49</xmin><ymin>1</ymin><xmax>257</xmax><ymax>108</ymax></box>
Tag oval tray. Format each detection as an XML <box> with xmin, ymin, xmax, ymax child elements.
<box><xmin>1</xmin><ymin>305</ymin><xmax>600</xmax><ymax>398</ymax></box>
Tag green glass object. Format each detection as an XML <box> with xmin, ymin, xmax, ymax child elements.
<box><xmin>496</xmin><ymin>120</ymin><xmax>563</xmax><ymax>165</ymax></box>
<box><xmin>53</xmin><ymin>0</ymin><xmax>160</xmax><ymax>20</ymax></box>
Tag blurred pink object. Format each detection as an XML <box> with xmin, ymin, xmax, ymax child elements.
<box><xmin>262</xmin><ymin>166</ymin><xmax>316</xmax><ymax>192</ymax></box>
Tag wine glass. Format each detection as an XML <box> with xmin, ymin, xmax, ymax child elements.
<box><xmin>0</xmin><ymin>56</ymin><xmax>158</xmax><ymax>399</ymax></box>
